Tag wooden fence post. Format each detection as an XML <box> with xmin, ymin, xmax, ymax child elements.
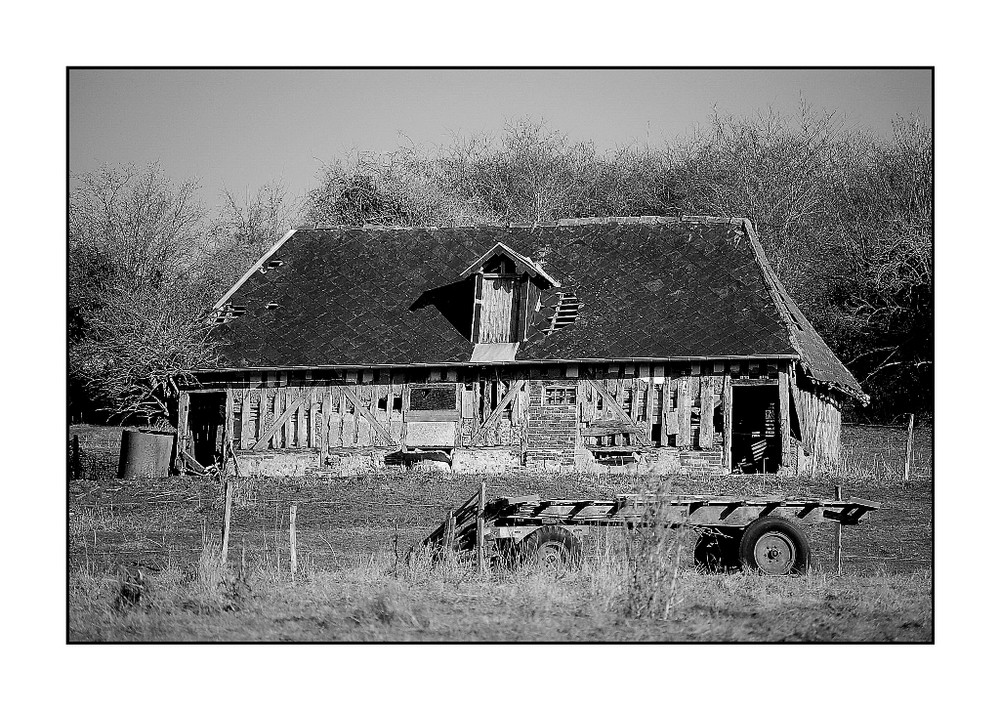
<box><xmin>903</xmin><ymin>414</ymin><xmax>915</xmax><ymax>483</ymax></box>
<box><xmin>834</xmin><ymin>484</ymin><xmax>843</xmax><ymax>575</ymax></box>
<box><xmin>476</xmin><ymin>481</ymin><xmax>486</xmax><ymax>572</ymax></box>
<box><xmin>221</xmin><ymin>480</ymin><xmax>233</xmax><ymax>562</ymax></box>
<box><xmin>71</xmin><ymin>435</ymin><xmax>81</xmax><ymax>481</ymax></box>
<box><xmin>443</xmin><ymin>509</ymin><xmax>455</xmax><ymax>555</ymax></box>
<box><xmin>289</xmin><ymin>504</ymin><xmax>297</xmax><ymax>582</ymax></box>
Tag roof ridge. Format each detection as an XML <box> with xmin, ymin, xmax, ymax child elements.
<box><xmin>295</xmin><ymin>215</ymin><xmax>746</xmax><ymax>231</ymax></box>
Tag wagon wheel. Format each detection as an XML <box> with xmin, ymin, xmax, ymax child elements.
<box><xmin>693</xmin><ymin>529</ymin><xmax>739</xmax><ymax>572</ymax></box>
<box><xmin>519</xmin><ymin>526</ymin><xmax>582</xmax><ymax>570</ymax></box>
<box><xmin>738</xmin><ymin>517</ymin><xmax>810</xmax><ymax>575</ymax></box>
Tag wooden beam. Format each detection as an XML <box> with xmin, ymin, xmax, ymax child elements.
<box><xmin>472</xmin><ymin>380</ymin><xmax>526</xmax><ymax>445</ymax></box>
<box><xmin>224</xmin><ymin>388</ymin><xmax>234</xmax><ymax>450</ymax></box>
<box><xmin>644</xmin><ymin>379</ymin><xmax>655</xmax><ymax>443</ymax></box>
<box><xmin>677</xmin><ymin>376</ymin><xmax>691</xmax><ymax>448</ymax></box>
<box><xmin>342</xmin><ymin>386</ymin><xmax>398</xmax><ymax>446</ymax></box>
<box><xmin>178</xmin><ymin>449</ymin><xmax>205</xmax><ymax>474</ymax></box>
<box><xmin>722</xmin><ymin>374</ymin><xmax>733</xmax><ymax>471</ymax></box>
<box><xmin>282</xmin><ymin>387</ymin><xmax>295</xmax><ymax>448</ymax></box>
<box><xmin>589</xmin><ymin>379</ymin><xmax>651</xmax><ymax>446</ymax></box>
<box><xmin>240</xmin><ymin>388</ymin><xmax>253</xmax><ymax>449</ymax></box>
<box><xmin>320</xmin><ymin>388</ymin><xmax>332</xmax><ymax>456</ymax></box>
<box><xmin>778</xmin><ymin>366</ymin><xmax>792</xmax><ymax>463</ymax></box>
<box><xmin>252</xmin><ymin>393</ymin><xmax>306</xmax><ymax>452</ymax></box>
<box><xmin>175</xmin><ymin>392</ymin><xmax>191</xmax><ymax>472</ymax></box>
<box><xmin>699</xmin><ymin>377</ymin><xmax>715</xmax><ymax>450</ymax></box>
<box><xmin>790</xmin><ymin>382</ymin><xmax>811</xmax><ymax>455</ymax></box>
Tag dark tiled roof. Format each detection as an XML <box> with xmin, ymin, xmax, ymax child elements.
<box><xmin>209</xmin><ymin>217</ymin><xmax>864</xmax><ymax>400</ymax></box>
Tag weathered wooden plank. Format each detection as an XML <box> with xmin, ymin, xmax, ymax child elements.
<box><xmin>722</xmin><ymin>374</ymin><xmax>733</xmax><ymax>470</ymax></box>
<box><xmin>699</xmin><ymin>377</ymin><xmax>715</xmax><ymax>450</ymax></box>
<box><xmin>320</xmin><ymin>388</ymin><xmax>332</xmax><ymax>455</ymax></box>
<box><xmin>664</xmin><ymin>410</ymin><xmax>679</xmax><ymax>436</ymax></box>
<box><xmin>588</xmin><ymin>379</ymin><xmax>651</xmax><ymax>446</ymax></box>
<box><xmin>224</xmin><ymin>388</ymin><xmax>235</xmax><ymax>449</ymax></box>
<box><xmin>790</xmin><ymin>382</ymin><xmax>810</xmax><ymax>455</ymax></box>
<box><xmin>240</xmin><ymin>388</ymin><xmax>253</xmax><ymax>449</ymax></box>
<box><xmin>175</xmin><ymin>391</ymin><xmax>191</xmax><ymax>469</ymax></box>
<box><xmin>303</xmin><ymin>388</ymin><xmax>314</xmax><ymax>448</ymax></box>
<box><xmin>582</xmin><ymin>423</ymin><xmax>644</xmax><ymax>437</ymax></box>
<box><xmin>778</xmin><ymin>366</ymin><xmax>791</xmax><ymax>462</ymax></box>
<box><xmin>677</xmin><ymin>376</ymin><xmax>691</xmax><ymax>448</ymax></box>
<box><xmin>283</xmin><ymin>387</ymin><xmax>295</xmax><ymax>448</ymax></box>
<box><xmin>343</xmin><ymin>386</ymin><xmax>398</xmax><ymax>446</ymax></box>
<box><xmin>252</xmin><ymin>393</ymin><xmax>306</xmax><ymax>452</ymax></box>
<box><xmin>471</xmin><ymin>380</ymin><xmax>526</xmax><ymax>445</ymax></box>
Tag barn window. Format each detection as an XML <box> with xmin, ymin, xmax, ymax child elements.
<box><xmin>409</xmin><ymin>385</ymin><xmax>456</xmax><ymax>411</ymax></box>
<box><xmin>545</xmin><ymin>386</ymin><xmax>577</xmax><ymax>406</ymax></box>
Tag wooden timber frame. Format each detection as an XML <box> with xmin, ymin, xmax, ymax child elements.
<box><xmin>176</xmin><ymin>357</ymin><xmax>847</xmax><ymax>475</ymax></box>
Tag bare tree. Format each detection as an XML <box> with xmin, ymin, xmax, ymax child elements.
<box><xmin>205</xmin><ymin>182</ymin><xmax>298</xmax><ymax>300</ymax></box>
<box><xmin>69</xmin><ymin>163</ymin><xmax>216</xmax><ymax>423</ymax></box>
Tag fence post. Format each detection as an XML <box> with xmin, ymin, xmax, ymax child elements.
<box><xmin>443</xmin><ymin>508</ymin><xmax>455</xmax><ymax>555</ymax></box>
<box><xmin>289</xmin><ymin>504</ymin><xmax>298</xmax><ymax>583</ymax></box>
<box><xmin>476</xmin><ymin>481</ymin><xmax>486</xmax><ymax>572</ymax></box>
<box><xmin>903</xmin><ymin>413</ymin><xmax>915</xmax><ymax>483</ymax></box>
<box><xmin>71</xmin><ymin>435</ymin><xmax>81</xmax><ymax>481</ymax></box>
<box><xmin>834</xmin><ymin>484</ymin><xmax>843</xmax><ymax>575</ymax></box>
<box><xmin>221</xmin><ymin>480</ymin><xmax>233</xmax><ymax>562</ymax></box>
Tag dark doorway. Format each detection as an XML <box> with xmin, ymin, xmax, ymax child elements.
<box><xmin>189</xmin><ymin>392</ymin><xmax>226</xmax><ymax>467</ymax></box>
<box><xmin>730</xmin><ymin>385</ymin><xmax>781</xmax><ymax>473</ymax></box>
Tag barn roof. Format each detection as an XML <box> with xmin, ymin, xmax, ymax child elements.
<box><xmin>207</xmin><ymin>216</ymin><xmax>865</xmax><ymax>402</ymax></box>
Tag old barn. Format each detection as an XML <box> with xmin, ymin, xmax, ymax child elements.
<box><xmin>177</xmin><ymin>216</ymin><xmax>866</xmax><ymax>476</ymax></box>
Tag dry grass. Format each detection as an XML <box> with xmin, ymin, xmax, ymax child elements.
<box><xmin>69</xmin><ymin>522</ymin><xmax>931</xmax><ymax>642</ymax></box>
<box><xmin>67</xmin><ymin>422</ymin><xmax>932</xmax><ymax>641</ymax></box>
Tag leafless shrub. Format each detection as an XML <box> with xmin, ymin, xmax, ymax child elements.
<box><xmin>619</xmin><ymin>478</ymin><xmax>688</xmax><ymax>619</ymax></box>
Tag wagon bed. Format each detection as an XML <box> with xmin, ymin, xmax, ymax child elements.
<box><xmin>422</xmin><ymin>483</ymin><xmax>880</xmax><ymax>575</ymax></box>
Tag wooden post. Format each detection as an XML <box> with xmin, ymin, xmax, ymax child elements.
<box><xmin>721</xmin><ymin>374</ymin><xmax>733</xmax><ymax>472</ymax></box>
<box><xmin>834</xmin><ymin>484</ymin><xmax>843</xmax><ymax>575</ymax></box>
<box><xmin>71</xmin><ymin>434</ymin><xmax>81</xmax><ymax>481</ymax></box>
<box><xmin>778</xmin><ymin>367</ymin><xmax>791</xmax><ymax>464</ymax></box>
<box><xmin>289</xmin><ymin>504</ymin><xmax>298</xmax><ymax>582</ymax></box>
<box><xmin>443</xmin><ymin>509</ymin><xmax>456</xmax><ymax>555</ymax></box>
<box><xmin>677</xmin><ymin>376</ymin><xmax>691</xmax><ymax>448</ymax></box>
<box><xmin>175</xmin><ymin>391</ymin><xmax>191</xmax><ymax>474</ymax></box>
<box><xmin>903</xmin><ymin>413</ymin><xmax>915</xmax><ymax>483</ymax></box>
<box><xmin>476</xmin><ymin>481</ymin><xmax>486</xmax><ymax>572</ymax></box>
<box><xmin>221</xmin><ymin>480</ymin><xmax>233</xmax><ymax>562</ymax></box>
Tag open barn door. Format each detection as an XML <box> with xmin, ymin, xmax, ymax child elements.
<box><xmin>730</xmin><ymin>385</ymin><xmax>781</xmax><ymax>473</ymax></box>
<box><xmin>188</xmin><ymin>392</ymin><xmax>226</xmax><ymax>468</ymax></box>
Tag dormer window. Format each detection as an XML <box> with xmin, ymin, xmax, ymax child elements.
<box><xmin>461</xmin><ymin>242</ymin><xmax>559</xmax><ymax>346</ymax></box>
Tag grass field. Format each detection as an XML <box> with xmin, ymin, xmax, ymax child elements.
<box><xmin>67</xmin><ymin>424</ymin><xmax>932</xmax><ymax>642</ymax></box>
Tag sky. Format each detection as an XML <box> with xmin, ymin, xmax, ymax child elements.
<box><xmin>69</xmin><ymin>68</ymin><xmax>931</xmax><ymax>208</ymax></box>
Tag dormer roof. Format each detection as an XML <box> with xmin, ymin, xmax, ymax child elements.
<box><xmin>459</xmin><ymin>241</ymin><xmax>560</xmax><ymax>286</ymax></box>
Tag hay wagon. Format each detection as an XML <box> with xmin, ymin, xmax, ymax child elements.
<box><xmin>422</xmin><ymin>483</ymin><xmax>880</xmax><ymax>575</ymax></box>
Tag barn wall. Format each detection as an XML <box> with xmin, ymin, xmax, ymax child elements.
<box><xmin>790</xmin><ymin>372</ymin><xmax>844</xmax><ymax>470</ymax></box>
<box><xmin>180</xmin><ymin>359</ymin><xmax>812</xmax><ymax>476</ymax></box>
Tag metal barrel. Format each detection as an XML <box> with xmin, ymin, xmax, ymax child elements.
<box><xmin>117</xmin><ymin>429</ymin><xmax>175</xmax><ymax>479</ymax></box>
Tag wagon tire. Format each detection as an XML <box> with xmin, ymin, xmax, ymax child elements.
<box><xmin>693</xmin><ymin>530</ymin><xmax>739</xmax><ymax>572</ymax></box>
<box><xmin>520</xmin><ymin>526</ymin><xmax>582</xmax><ymax>570</ymax></box>
<box><xmin>738</xmin><ymin>517</ymin><xmax>810</xmax><ymax>575</ymax></box>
